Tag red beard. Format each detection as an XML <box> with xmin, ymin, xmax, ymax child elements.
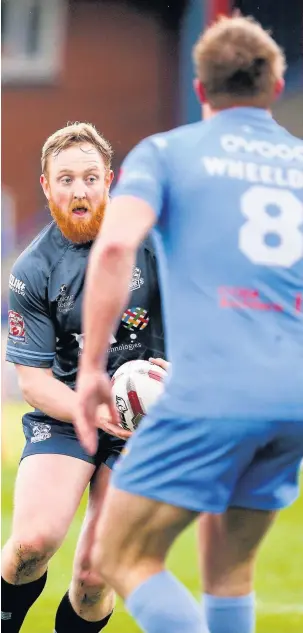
<box><xmin>49</xmin><ymin>195</ymin><xmax>108</xmax><ymax>243</ymax></box>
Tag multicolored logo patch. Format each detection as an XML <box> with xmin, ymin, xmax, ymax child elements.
<box><xmin>121</xmin><ymin>307</ymin><xmax>149</xmax><ymax>332</ymax></box>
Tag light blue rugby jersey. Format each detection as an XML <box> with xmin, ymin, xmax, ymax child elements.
<box><xmin>113</xmin><ymin>108</ymin><xmax>303</xmax><ymax>420</ymax></box>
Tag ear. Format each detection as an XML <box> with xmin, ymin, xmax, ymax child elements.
<box><xmin>274</xmin><ymin>78</ymin><xmax>285</xmax><ymax>101</ymax></box>
<box><xmin>106</xmin><ymin>169</ymin><xmax>114</xmax><ymax>188</ymax></box>
<box><xmin>40</xmin><ymin>174</ymin><xmax>51</xmax><ymax>201</ymax></box>
<box><xmin>193</xmin><ymin>79</ymin><xmax>207</xmax><ymax>104</ymax></box>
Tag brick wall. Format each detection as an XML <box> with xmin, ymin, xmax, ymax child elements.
<box><xmin>2</xmin><ymin>1</ymin><xmax>179</xmax><ymax>231</ymax></box>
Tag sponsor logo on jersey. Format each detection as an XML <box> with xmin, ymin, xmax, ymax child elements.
<box><xmin>121</xmin><ymin>307</ymin><xmax>149</xmax><ymax>332</ymax></box>
<box><xmin>9</xmin><ymin>274</ymin><xmax>26</xmax><ymax>296</ymax></box>
<box><xmin>57</xmin><ymin>284</ymin><xmax>75</xmax><ymax>313</ymax></box>
<box><xmin>8</xmin><ymin>310</ymin><xmax>26</xmax><ymax>343</ymax></box>
<box><xmin>108</xmin><ymin>341</ymin><xmax>142</xmax><ymax>354</ymax></box>
<box><xmin>108</xmin><ymin>307</ymin><xmax>149</xmax><ymax>353</ymax></box>
<box><xmin>219</xmin><ymin>286</ymin><xmax>302</xmax><ymax>313</ymax></box>
<box><xmin>130</xmin><ymin>267</ymin><xmax>144</xmax><ymax>291</ymax></box>
<box><xmin>221</xmin><ymin>135</ymin><xmax>303</xmax><ymax>162</ymax></box>
<box><xmin>218</xmin><ymin>286</ymin><xmax>283</xmax><ymax>312</ymax></box>
<box><xmin>30</xmin><ymin>422</ymin><xmax>51</xmax><ymax>443</ymax></box>
<box><xmin>73</xmin><ymin>332</ymin><xmax>125</xmax><ymax>355</ymax></box>
<box><xmin>72</xmin><ymin>308</ymin><xmax>149</xmax><ymax>356</ymax></box>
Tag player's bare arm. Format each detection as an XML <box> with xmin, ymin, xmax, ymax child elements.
<box><xmin>15</xmin><ymin>365</ymin><xmax>80</xmax><ymax>422</ymax></box>
<box><xmin>76</xmin><ymin>197</ymin><xmax>156</xmax><ymax>454</ymax></box>
<box><xmin>15</xmin><ymin>365</ymin><xmax>132</xmax><ymax>439</ymax></box>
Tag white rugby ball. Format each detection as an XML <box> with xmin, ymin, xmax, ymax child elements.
<box><xmin>111</xmin><ymin>360</ymin><xmax>167</xmax><ymax>432</ymax></box>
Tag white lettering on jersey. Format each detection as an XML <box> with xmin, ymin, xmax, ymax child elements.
<box><xmin>9</xmin><ymin>274</ymin><xmax>26</xmax><ymax>296</ymax></box>
<box><xmin>202</xmin><ymin>157</ymin><xmax>303</xmax><ymax>190</ymax></box>
<box><xmin>221</xmin><ymin>135</ymin><xmax>303</xmax><ymax>162</ymax></box>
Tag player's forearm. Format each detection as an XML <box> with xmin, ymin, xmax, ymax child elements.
<box><xmin>81</xmin><ymin>239</ymin><xmax>135</xmax><ymax>370</ymax></box>
<box><xmin>18</xmin><ymin>368</ymin><xmax>78</xmax><ymax>423</ymax></box>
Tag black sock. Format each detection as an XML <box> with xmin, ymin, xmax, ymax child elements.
<box><xmin>55</xmin><ymin>592</ymin><xmax>113</xmax><ymax>632</ymax></box>
<box><xmin>1</xmin><ymin>571</ymin><xmax>47</xmax><ymax>632</ymax></box>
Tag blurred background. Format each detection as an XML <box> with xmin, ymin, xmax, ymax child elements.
<box><xmin>2</xmin><ymin>1</ymin><xmax>303</xmax><ymax>631</ymax></box>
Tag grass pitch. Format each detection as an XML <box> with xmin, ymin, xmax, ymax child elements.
<box><xmin>2</xmin><ymin>402</ymin><xmax>303</xmax><ymax>632</ymax></box>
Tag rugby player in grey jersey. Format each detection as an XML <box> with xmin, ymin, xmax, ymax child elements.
<box><xmin>2</xmin><ymin>122</ymin><xmax>165</xmax><ymax>633</ymax></box>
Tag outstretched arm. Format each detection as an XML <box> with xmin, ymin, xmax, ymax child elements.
<box><xmin>81</xmin><ymin>196</ymin><xmax>156</xmax><ymax>372</ymax></box>
<box><xmin>75</xmin><ymin>196</ymin><xmax>156</xmax><ymax>454</ymax></box>
<box><xmin>75</xmin><ymin>135</ymin><xmax>167</xmax><ymax>454</ymax></box>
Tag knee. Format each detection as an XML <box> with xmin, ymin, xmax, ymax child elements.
<box><xmin>6</xmin><ymin>532</ymin><xmax>58</xmax><ymax>577</ymax></box>
<box><xmin>72</xmin><ymin>557</ymin><xmax>115</xmax><ymax>615</ymax></box>
<box><xmin>73</xmin><ymin>543</ymin><xmax>110</xmax><ymax>588</ymax></box>
<box><xmin>74</xmin><ymin>562</ymin><xmax>108</xmax><ymax>590</ymax></box>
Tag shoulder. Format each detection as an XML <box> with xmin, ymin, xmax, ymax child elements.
<box><xmin>144</xmin><ymin>121</ymin><xmax>205</xmax><ymax>154</ymax></box>
<box><xmin>124</xmin><ymin>122</ymin><xmax>204</xmax><ymax>163</ymax></box>
<box><xmin>11</xmin><ymin>222</ymin><xmax>69</xmax><ymax>286</ymax></box>
<box><xmin>13</xmin><ymin>222</ymin><xmax>68</xmax><ymax>275</ymax></box>
<box><xmin>275</xmin><ymin>123</ymin><xmax>303</xmax><ymax>153</ymax></box>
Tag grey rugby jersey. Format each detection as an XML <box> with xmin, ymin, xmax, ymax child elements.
<box><xmin>6</xmin><ymin>221</ymin><xmax>165</xmax><ymax>385</ymax></box>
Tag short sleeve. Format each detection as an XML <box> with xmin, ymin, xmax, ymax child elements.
<box><xmin>6</xmin><ymin>261</ymin><xmax>56</xmax><ymax>368</ymax></box>
<box><xmin>113</xmin><ymin>137</ymin><xmax>168</xmax><ymax>219</ymax></box>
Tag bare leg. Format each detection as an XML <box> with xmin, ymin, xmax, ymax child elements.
<box><xmin>2</xmin><ymin>455</ymin><xmax>94</xmax><ymax>585</ymax></box>
<box><xmin>199</xmin><ymin>508</ymin><xmax>276</xmax><ymax>596</ymax></box>
<box><xmin>88</xmin><ymin>485</ymin><xmax>198</xmax><ymax>599</ymax></box>
<box><xmin>69</xmin><ymin>464</ymin><xmax>115</xmax><ymax>621</ymax></box>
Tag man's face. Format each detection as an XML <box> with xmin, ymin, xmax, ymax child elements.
<box><xmin>40</xmin><ymin>143</ymin><xmax>114</xmax><ymax>243</ymax></box>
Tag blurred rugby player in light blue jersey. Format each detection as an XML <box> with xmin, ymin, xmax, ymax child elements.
<box><xmin>76</xmin><ymin>15</ymin><xmax>303</xmax><ymax>633</ymax></box>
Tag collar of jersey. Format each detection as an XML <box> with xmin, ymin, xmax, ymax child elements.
<box><xmin>68</xmin><ymin>240</ymin><xmax>92</xmax><ymax>250</ymax></box>
<box><xmin>53</xmin><ymin>223</ymin><xmax>92</xmax><ymax>250</ymax></box>
<box><xmin>59</xmin><ymin>232</ymin><xmax>92</xmax><ymax>250</ymax></box>
<box><xmin>214</xmin><ymin>106</ymin><xmax>272</xmax><ymax>122</ymax></box>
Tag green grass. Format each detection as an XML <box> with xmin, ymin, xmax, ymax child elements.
<box><xmin>2</xmin><ymin>402</ymin><xmax>303</xmax><ymax>632</ymax></box>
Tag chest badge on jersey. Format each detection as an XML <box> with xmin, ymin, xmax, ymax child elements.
<box><xmin>129</xmin><ymin>267</ymin><xmax>144</xmax><ymax>291</ymax></box>
<box><xmin>57</xmin><ymin>284</ymin><xmax>75</xmax><ymax>314</ymax></box>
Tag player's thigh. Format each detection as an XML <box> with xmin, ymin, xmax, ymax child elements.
<box><xmin>199</xmin><ymin>508</ymin><xmax>276</xmax><ymax>579</ymax></box>
<box><xmin>199</xmin><ymin>508</ymin><xmax>276</xmax><ymax>593</ymax></box>
<box><xmin>93</xmin><ymin>485</ymin><xmax>197</xmax><ymax>577</ymax></box>
<box><xmin>12</xmin><ymin>454</ymin><xmax>95</xmax><ymax>546</ymax></box>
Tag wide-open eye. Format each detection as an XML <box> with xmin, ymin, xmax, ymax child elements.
<box><xmin>87</xmin><ymin>175</ymin><xmax>98</xmax><ymax>184</ymax></box>
<box><xmin>60</xmin><ymin>176</ymin><xmax>72</xmax><ymax>185</ymax></box>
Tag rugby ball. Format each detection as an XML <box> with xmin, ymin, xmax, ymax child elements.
<box><xmin>111</xmin><ymin>360</ymin><xmax>167</xmax><ymax>432</ymax></box>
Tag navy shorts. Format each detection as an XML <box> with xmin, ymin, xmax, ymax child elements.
<box><xmin>21</xmin><ymin>412</ymin><xmax>125</xmax><ymax>470</ymax></box>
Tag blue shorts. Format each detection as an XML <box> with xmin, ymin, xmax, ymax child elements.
<box><xmin>112</xmin><ymin>404</ymin><xmax>303</xmax><ymax>513</ymax></box>
<box><xmin>22</xmin><ymin>411</ymin><xmax>125</xmax><ymax>470</ymax></box>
